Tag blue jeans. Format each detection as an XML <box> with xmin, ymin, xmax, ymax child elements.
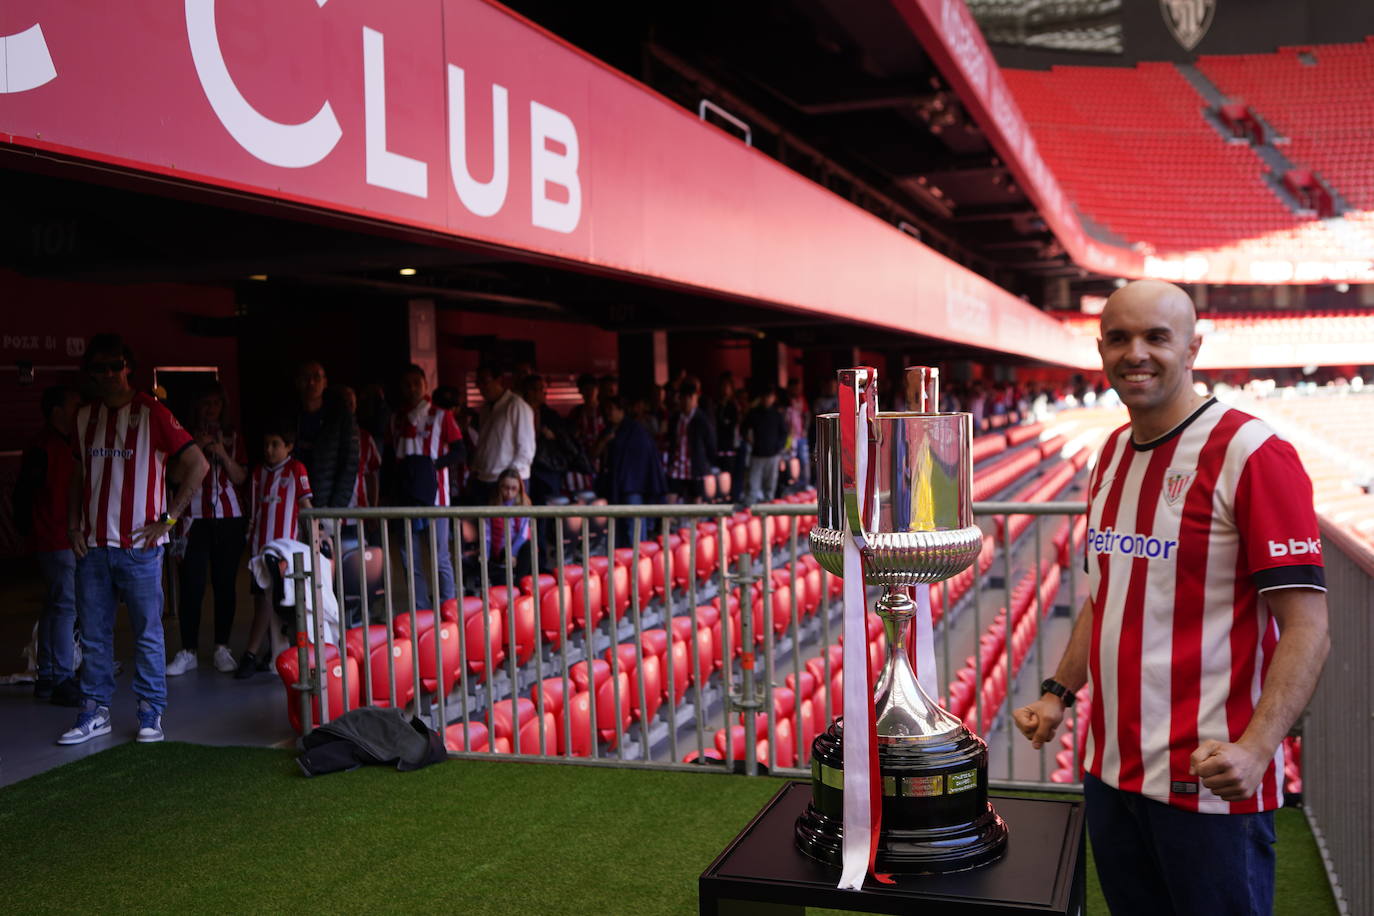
<box><xmin>1084</xmin><ymin>773</ymin><xmax>1275</xmax><ymax>915</ymax></box>
<box><xmin>36</xmin><ymin>549</ymin><xmax>77</xmax><ymax>681</ymax></box>
<box><xmin>405</xmin><ymin>518</ymin><xmax>455</xmax><ymax>610</ymax></box>
<box><xmin>76</xmin><ymin>546</ymin><xmax>168</xmax><ymax>713</ymax></box>
<box><xmin>616</xmin><ymin>492</ymin><xmax>645</xmax><ymax>546</ymax></box>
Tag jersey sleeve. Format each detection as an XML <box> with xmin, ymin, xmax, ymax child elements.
<box><xmin>148</xmin><ymin>398</ymin><xmax>194</xmax><ymax>456</ymax></box>
<box><xmin>441</xmin><ymin>410</ymin><xmax>463</xmax><ymax>446</ymax></box>
<box><xmin>1234</xmin><ymin>436</ymin><xmax>1326</xmax><ymax>591</ymax></box>
<box><xmin>295</xmin><ymin>461</ymin><xmax>314</xmax><ymax>503</ymax></box>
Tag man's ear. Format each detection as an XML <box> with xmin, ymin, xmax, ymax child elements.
<box><xmin>1185</xmin><ymin>333</ymin><xmax>1203</xmax><ymax>369</ymax></box>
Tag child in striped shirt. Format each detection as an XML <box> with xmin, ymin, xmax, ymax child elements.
<box><xmin>236</xmin><ymin>421</ymin><xmax>313</xmax><ymax>678</ymax></box>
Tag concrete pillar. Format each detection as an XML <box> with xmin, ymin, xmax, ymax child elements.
<box><xmin>618</xmin><ymin>330</ymin><xmax>669</xmax><ymax>395</ymax></box>
<box><xmin>750</xmin><ymin>338</ymin><xmax>787</xmax><ymax>391</ymax></box>
<box><xmin>407</xmin><ymin>298</ymin><xmax>438</xmax><ymax>389</ymax></box>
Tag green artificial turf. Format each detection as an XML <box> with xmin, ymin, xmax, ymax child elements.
<box><xmin>0</xmin><ymin>744</ymin><xmax>1339</xmax><ymax>914</ymax></box>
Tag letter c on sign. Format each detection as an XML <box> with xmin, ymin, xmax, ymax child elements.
<box><xmin>185</xmin><ymin>0</ymin><xmax>341</xmax><ymax>168</ymax></box>
<box><xmin>0</xmin><ymin>23</ymin><xmax>58</xmax><ymax>94</ymax></box>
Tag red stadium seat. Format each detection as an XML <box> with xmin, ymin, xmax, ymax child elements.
<box><xmin>520</xmin><ymin>573</ymin><xmax>557</xmax><ymax>597</ymax></box>
<box><xmin>570</xmin><ymin>658</ymin><xmax>612</xmax><ymax>693</ymax></box>
<box><xmin>539</xmin><ymin>583</ymin><xmax>575</xmax><ymax>648</ymax></box>
<box><xmin>491</xmin><ymin>697</ymin><xmax>537</xmax><ymax>740</ymax></box>
<box><xmin>444</xmin><ymin>721</ymin><xmax>490</xmax><ymax>753</ymax></box>
<box><xmin>463</xmin><ymin>604</ymin><xmax>505</xmax><ymax>681</ymax></box>
<box><xmin>530</xmin><ymin>676</ymin><xmax>571</xmax><ymax>720</ymax></box>
<box><xmin>350</xmin><ymin>635</ymin><xmax>416</xmax><ymax>709</ymax></box>
<box><xmin>276</xmin><ymin>644</ymin><xmax>359</xmax><ymax>734</ymax></box>
<box><xmin>511</xmin><ymin>594</ymin><xmax>538</xmax><ymax>665</ymax></box>
<box><xmin>416</xmin><ymin>621</ymin><xmax>462</xmax><ymax>695</ymax></box>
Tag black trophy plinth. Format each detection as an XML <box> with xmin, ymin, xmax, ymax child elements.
<box><xmin>702</xmin><ymin>783</ymin><xmax>1086</xmax><ymax>916</ymax></box>
<box><xmin>795</xmin><ymin>717</ymin><xmax>1008</xmax><ymax>874</ymax></box>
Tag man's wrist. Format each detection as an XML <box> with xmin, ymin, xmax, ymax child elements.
<box><xmin>1040</xmin><ymin>678</ymin><xmax>1077</xmax><ymax>707</ymax></box>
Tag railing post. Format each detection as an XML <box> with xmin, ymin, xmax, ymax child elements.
<box><xmin>288</xmin><ymin>551</ymin><xmax>316</xmax><ymax>734</ymax></box>
<box><xmin>727</xmin><ymin>554</ymin><xmax>763</xmax><ymax>775</ymax></box>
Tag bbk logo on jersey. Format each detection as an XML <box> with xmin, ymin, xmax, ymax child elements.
<box><xmin>1268</xmin><ymin>537</ymin><xmax>1321</xmax><ymax>558</ymax></box>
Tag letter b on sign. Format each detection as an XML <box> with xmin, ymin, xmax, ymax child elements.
<box><xmin>530</xmin><ymin>101</ymin><xmax>581</xmax><ymax>234</ymax></box>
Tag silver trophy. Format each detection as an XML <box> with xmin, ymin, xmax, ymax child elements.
<box><xmin>796</xmin><ymin>365</ymin><xmax>1008</xmax><ymax>874</ymax></box>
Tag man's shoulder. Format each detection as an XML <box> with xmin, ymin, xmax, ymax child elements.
<box><xmin>132</xmin><ymin>391</ymin><xmax>170</xmax><ymax>415</ymax></box>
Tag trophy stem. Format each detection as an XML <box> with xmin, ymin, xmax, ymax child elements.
<box><xmin>873</xmin><ymin>586</ymin><xmax>963</xmax><ymax>741</ymax></box>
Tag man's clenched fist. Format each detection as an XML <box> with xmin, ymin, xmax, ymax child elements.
<box><xmin>1190</xmin><ymin>739</ymin><xmax>1269</xmax><ymax>801</ymax></box>
<box><xmin>1013</xmin><ymin>697</ymin><xmax>1066</xmax><ymax>750</ymax></box>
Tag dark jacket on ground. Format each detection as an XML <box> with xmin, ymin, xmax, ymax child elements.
<box><xmin>297</xmin><ymin>707</ymin><xmax>447</xmax><ymax>776</ymax></box>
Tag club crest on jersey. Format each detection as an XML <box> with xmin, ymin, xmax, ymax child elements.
<box><xmin>1163</xmin><ymin>469</ymin><xmax>1196</xmax><ymax>507</ymax></box>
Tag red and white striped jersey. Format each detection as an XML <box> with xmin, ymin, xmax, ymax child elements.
<box><xmin>389</xmin><ymin>399</ymin><xmax>463</xmax><ymax>507</ymax></box>
<box><xmin>75</xmin><ymin>392</ymin><xmax>194</xmax><ymax>549</ymax></box>
<box><xmin>249</xmin><ymin>458</ymin><xmax>313</xmax><ymax>555</ymax></box>
<box><xmin>187</xmin><ymin>431</ymin><xmax>247</xmax><ymax>520</ymax></box>
<box><xmin>351</xmin><ymin>428</ymin><xmax>382</xmax><ymax>508</ymax></box>
<box><xmin>1084</xmin><ymin>399</ymin><xmax>1325</xmax><ymax>814</ymax></box>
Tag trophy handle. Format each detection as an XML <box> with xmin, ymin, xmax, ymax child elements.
<box><xmin>836</xmin><ymin>367</ymin><xmax>879</xmax><ymax>555</ymax></box>
<box><xmin>904</xmin><ymin>366</ymin><xmax>939</xmax><ymax>413</ymax></box>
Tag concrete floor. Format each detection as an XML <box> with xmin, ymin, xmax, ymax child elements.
<box><xmin>0</xmin><ymin>560</ymin><xmax>294</xmax><ymax>789</ymax></box>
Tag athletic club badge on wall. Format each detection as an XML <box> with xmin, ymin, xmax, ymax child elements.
<box><xmin>1160</xmin><ymin>0</ymin><xmax>1216</xmax><ymax>51</ymax></box>
<box><xmin>1164</xmin><ymin>469</ymin><xmax>1197</xmax><ymax>507</ymax></box>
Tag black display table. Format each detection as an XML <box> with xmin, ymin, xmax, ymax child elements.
<box><xmin>700</xmin><ymin>782</ymin><xmax>1085</xmax><ymax>916</ymax></box>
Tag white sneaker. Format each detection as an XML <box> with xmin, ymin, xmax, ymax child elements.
<box><xmin>213</xmin><ymin>645</ymin><xmax>237</xmax><ymax>673</ymax></box>
<box><xmin>166</xmin><ymin>649</ymin><xmax>197</xmax><ymax>676</ymax></box>
<box><xmin>58</xmin><ymin>705</ymin><xmax>112</xmax><ymax>745</ymax></box>
<box><xmin>136</xmin><ymin>700</ymin><xmax>164</xmax><ymax>743</ymax></box>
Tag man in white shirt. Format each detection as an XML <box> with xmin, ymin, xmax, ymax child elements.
<box><xmin>466</xmin><ymin>367</ymin><xmax>535</xmax><ymax>505</ymax></box>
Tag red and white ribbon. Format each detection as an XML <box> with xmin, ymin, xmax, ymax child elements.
<box><xmin>913</xmin><ymin>584</ymin><xmax>937</xmax><ymax>698</ymax></box>
<box><xmin>838</xmin><ymin>371</ymin><xmax>882</xmax><ymax>890</ymax></box>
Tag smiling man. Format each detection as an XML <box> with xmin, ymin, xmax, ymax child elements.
<box><xmin>1013</xmin><ymin>280</ymin><xmax>1330</xmax><ymax>915</ymax></box>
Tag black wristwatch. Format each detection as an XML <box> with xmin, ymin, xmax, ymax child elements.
<box><xmin>1040</xmin><ymin>678</ymin><xmax>1076</xmax><ymax>707</ymax></box>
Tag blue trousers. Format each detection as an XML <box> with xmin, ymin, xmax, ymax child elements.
<box><xmin>76</xmin><ymin>546</ymin><xmax>168</xmax><ymax>713</ymax></box>
<box><xmin>36</xmin><ymin>549</ymin><xmax>77</xmax><ymax>681</ymax></box>
<box><xmin>1084</xmin><ymin>773</ymin><xmax>1275</xmax><ymax>915</ymax></box>
<box><xmin>404</xmin><ymin>518</ymin><xmax>455</xmax><ymax>610</ymax></box>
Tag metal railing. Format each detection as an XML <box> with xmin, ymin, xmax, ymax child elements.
<box><xmin>1303</xmin><ymin>519</ymin><xmax>1374</xmax><ymax>916</ymax></box>
<box><xmin>285</xmin><ymin>498</ymin><xmax>1090</xmax><ymax>789</ymax></box>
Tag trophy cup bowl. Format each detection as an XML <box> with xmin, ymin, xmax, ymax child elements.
<box><xmin>794</xmin><ymin>367</ymin><xmax>1008</xmax><ymax>875</ymax></box>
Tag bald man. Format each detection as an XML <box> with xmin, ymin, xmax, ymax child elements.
<box><xmin>1014</xmin><ymin>280</ymin><xmax>1329</xmax><ymax>915</ymax></box>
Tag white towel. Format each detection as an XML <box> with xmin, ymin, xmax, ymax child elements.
<box><xmin>249</xmin><ymin>538</ymin><xmax>340</xmax><ymax>647</ymax></box>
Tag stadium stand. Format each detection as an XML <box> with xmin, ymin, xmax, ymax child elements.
<box><xmin>1239</xmin><ymin>391</ymin><xmax>1374</xmax><ymax>550</ymax></box>
<box><xmin>1198</xmin><ymin>39</ymin><xmax>1374</xmax><ymax>211</ymax></box>
<box><xmin>1002</xmin><ymin>62</ymin><xmax>1307</xmax><ymax>251</ymax></box>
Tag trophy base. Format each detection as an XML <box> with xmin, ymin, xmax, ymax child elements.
<box><xmin>794</xmin><ymin>718</ymin><xmax>1009</xmax><ymax>875</ymax></box>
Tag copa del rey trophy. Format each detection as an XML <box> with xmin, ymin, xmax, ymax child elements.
<box><xmin>795</xmin><ymin>365</ymin><xmax>1007</xmax><ymax>883</ymax></box>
